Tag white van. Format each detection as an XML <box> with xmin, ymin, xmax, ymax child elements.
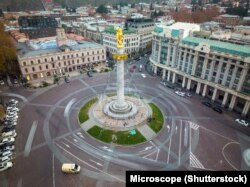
<box><xmin>61</xmin><ymin>163</ymin><xmax>81</xmax><ymax>174</ymax></box>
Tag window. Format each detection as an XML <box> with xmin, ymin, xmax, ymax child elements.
<box><xmin>39</xmin><ymin>66</ymin><xmax>42</xmax><ymax>70</ymax></box>
<box><xmin>32</xmin><ymin>67</ymin><xmax>35</xmax><ymax>72</ymax></box>
<box><xmin>45</xmin><ymin>58</ymin><xmax>47</xmax><ymax>62</ymax></box>
<box><xmin>46</xmin><ymin>65</ymin><xmax>48</xmax><ymax>69</ymax></box>
<box><xmin>92</xmin><ymin>51</ymin><xmax>94</xmax><ymax>55</ymax></box>
<box><xmin>58</xmin><ymin>56</ymin><xmax>60</xmax><ymax>60</ymax></box>
<box><xmin>71</xmin><ymin>54</ymin><xmax>73</xmax><ymax>58</ymax></box>
<box><xmin>38</xmin><ymin>60</ymin><xmax>41</xmax><ymax>63</ymax></box>
<box><xmin>52</xmin><ymin>64</ymin><xmax>55</xmax><ymax>68</ymax></box>
<box><xmin>59</xmin><ymin>62</ymin><xmax>61</xmax><ymax>67</ymax></box>
<box><xmin>51</xmin><ymin>57</ymin><xmax>54</xmax><ymax>62</ymax></box>
<box><xmin>31</xmin><ymin>61</ymin><xmax>34</xmax><ymax>65</ymax></box>
<box><xmin>23</xmin><ymin>62</ymin><xmax>26</xmax><ymax>66</ymax></box>
<box><xmin>25</xmin><ymin>68</ymin><xmax>28</xmax><ymax>73</ymax></box>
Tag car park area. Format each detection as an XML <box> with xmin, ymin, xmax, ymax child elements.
<box><xmin>0</xmin><ymin>99</ymin><xmax>19</xmax><ymax>172</ymax></box>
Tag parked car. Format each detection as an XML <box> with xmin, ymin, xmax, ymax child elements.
<box><xmin>213</xmin><ymin>106</ymin><xmax>223</xmax><ymax>113</ymax></box>
<box><xmin>0</xmin><ymin>80</ymin><xmax>4</xmax><ymax>85</ymax></box>
<box><xmin>185</xmin><ymin>93</ymin><xmax>192</xmax><ymax>97</ymax></box>
<box><xmin>1</xmin><ymin>126</ymin><xmax>15</xmax><ymax>133</ymax></box>
<box><xmin>166</xmin><ymin>84</ymin><xmax>175</xmax><ymax>89</ymax></box>
<box><xmin>2</xmin><ymin>130</ymin><xmax>17</xmax><ymax>138</ymax></box>
<box><xmin>0</xmin><ymin>138</ymin><xmax>15</xmax><ymax>145</ymax></box>
<box><xmin>175</xmin><ymin>91</ymin><xmax>185</xmax><ymax>97</ymax></box>
<box><xmin>0</xmin><ymin>162</ymin><xmax>13</xmax><ymax>172</ymax></box>
<box><xmin>0</xmin><ymin>150</ymin><xmax>13</xmax><ymax>158</ymax></box>
<box><xmin>202</xmin><ymin>101</ymin><xmax>212</xmax><ymax>107</ymax></box>
<box><xmin>0</xmin><ymin>156</ymin><xmax>13</xmax><ymax>164</ymax></box>
<box><xmin>235</xmin><ymin>119</ymin><xmax>249</xmax><ymax>127</ymax></box>
<box><xmin>1</xmin><ymin>145</ymin><xmax>15</xmax><ymax>152</ymax></box>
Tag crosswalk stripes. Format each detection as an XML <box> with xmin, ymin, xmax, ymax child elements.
<box><xmin>190</xmin><ymin>152</ymin><xmax>205</xmax><ymax>169</ymax></box>
<box><xmin>188</xmin><ymin>121</ymin><xmax>199</xmax><ymax>130</ymax></box>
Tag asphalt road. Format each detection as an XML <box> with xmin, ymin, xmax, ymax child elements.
<box><xmin>0</xmin><ymin>59</ymin><xmax>250</xmax><ymax>187</ymax></box>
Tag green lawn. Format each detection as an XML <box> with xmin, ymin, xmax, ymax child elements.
<box><xmin>87</xmin><ymin>126</ymin><xmax>146</xmax><ymax>145</ymax></box>
<box><xmin>148</xmin><ymin>103</ymin><xmax>164</xmax><ymax>133</ymax></box>
<box><xmin>78</xmin><ymin>98</ymin><xmax>98</xmax><ymax>123</ymax></box>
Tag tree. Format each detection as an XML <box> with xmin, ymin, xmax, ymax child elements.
<box><xmin>226</xmin><ymin>6</ymin><xmax>248</xmax><ymax>17</ymax></box>
<box><xmin>0</xmin><ymin>23</ymin><xmax>18</xmax><ymax>75</ymax></box>
<box><xmin>131</xmin><ymin>3</ymin><xmax>135</xmax><ymax>8</ymax></box>
<box><xmin>96</xmin><ymin>4</ymin><xmax>108</xmax><ymax>14</ymax></box>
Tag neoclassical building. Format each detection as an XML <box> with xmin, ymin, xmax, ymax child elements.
<box><xmin>17</xmin><ymin>28</ymin><xmax>106</xmax><ymax>81</ymax></box>
<box><xmin>150</xmin><ymin>23</ymin><xmax>250</xmax><ymax>116</ymax></box>
<box><xmin>102</xmin><ymin>26</ymin><xmax>140</xmax><ymax>58</ymax></box>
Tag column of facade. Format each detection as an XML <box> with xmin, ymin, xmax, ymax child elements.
<box><xmin>215</xmin><ymin>61</ymin><xmax>223</xmax><ymax>83</ymax></box>
<box><xmin>181</xmin><ymin>50</ymin><xmax>187</xmax><ymax>72</ymax></box>
<box><xmin>201</xmin><ymin>58</ymin><xmax>208</xmax><ymax>79</ymax></box>
<box><xmin>166</xmin><ymin>44</ymin><xmax>171</xmax><ymax>66</ymax></box>
<box><xmin>182</xmin><ymin>76</ymin><xmax>186</xmax><ymax>88</ymax></box>
<box><xmin>222</xmin><ymin>63</ymin><xmax>231</xmax><ymax>86</ymax></box>
<box><xmin>211</xmin><ymin>88</ymin><xmax>217</xmax><ymax>102</ymax></box>
<box><xmin>177</xmin><ymin>50</ymin><xmax>182</xmax><ymax>70</ymax></box>
<box><xmin>191</xmin><ymin>52</ymin><xmax>198</xmax><ymax>76</ymax></box>
<box><xmin>202</xmin><ymin>84</ymin><xmax>207</xmax><ymax>97</ymax></box>
<box><xmin>167</xmin><ymin>71</ymin><xmax>171</xmax><ymax>82</ymax></box>
<box><xmin>237</xmin><ymin>65</ymin><xmax>249</xmax><ymax>91</ymax></box>
<box><xmin>157</xmin><ymin>42</ymin><xmax>162</xmax><ymax>64</ymax></box>
<box><xmin>229</xmin><ymin>66</ymin><xmax>238</xmax><ymax>88</ymax></box>
<box><xmin>229</xmin><ymin>95</ymin><xmax>237</xmax><ymax>111</ymax></box>
<box><xmin>208</xmin><ymin>59</ymin><xmax>215</xmax><ymax>81</ymax></box>
<box><xmin>222</xmin><ymin>92</ymin><xmax>228</xmax><ymax>107</ymax></box>
<box><xmin>187</xmin><ymin>79</ymin><xmax>191</xmax><ymax>90</ymax></box>
<box><xmin>154</xmin><ymin>65</ymin><xmax>157</xmax><ymax>75</ymax></box>
<box><xmin>162</xmin><ymin>69</ymin><xmax>166</xmax><ymax>79</ymax></box>
<box><xmin>196</xmin><ymin>82</ymin><xmax>201</xmax><ymax>94</ymax></box>
<box><xmin>172</xmin><ymin>72</ymin><xmax>176</xmax><ymax>84</ymax></box>
<box><xmin>171</xmin><ymin>44</ymin><xmax>177</xmax><ymax>68</ymax></box>
<box><xmin>187</xmin><ymin>54</ymin><xmax>192</xmax><ymax>74</ymax></box>
<box><xmin>242</xmin><ymin>101</ymin><xmax>250</xmax><ymax>117</ymax></box>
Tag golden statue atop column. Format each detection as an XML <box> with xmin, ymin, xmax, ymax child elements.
<box><xmin>112</xmin><ymin>27</ymin><xmax>128</xmax><ymax>61</ymax></box>
<box><xmin>116</xmin><ymin>27</ymin><xmax>124</xmax><ymax>48</ymax></box>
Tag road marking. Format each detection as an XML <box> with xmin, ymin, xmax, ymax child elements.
<box><xmin>52</xmin><ymin>153</ymin><xmax>55</xmax><ymax>187</ymax></box>
<box><xmin>90</xmin><ymin>159</ymin><xmax>103</xmax><ymax>167</ymax></box>
<box><xmin>167</xmin><ymin>120</ymin><xmax>173</xmax><ymax>164</ymax></box>
<box><xmin>190</xmin><ymin>152</ymin><xmax>205</xmax><ymax>169</ymax></box>
<box><xmin>184</xmin><ymin>122</ymin><xmax>188</xmax><ymax>147</ymax></box>
<box><xmin>222</xmin><ymin>142</ymin><xmax>240</xmax><ymax>171</ymax></box>
<box><xmin>178</xmin><ymin>120</ymin><xmax>182</xmax><ymax>165</ymax></box>
<box><xmin>24</xmin><ymin>121</ymin><xmax>38</xmax><ymax>157</ymax></box>
<box><xmin>64</xmin><ymin>98</ymin><xmax>76</xmax><ymax>117</ymax></box>
<box><xmin>189</xmin><ymin>121</ymin><xmax>199</xmax><ymax>130</ymax></box>
<box><xmin>62</xmin><ymin>142</ymin><xmax>70</xmax><ymax>148</ymax></box>
<box><xmin>55</xmin><ymin>143</ymin><xmax>124</xmax><ymax>182</ymax></box>
<box><xmin>143</xmin><ymin>149</ymin><xmax>160</xmax><ymax>161</ymax></box>
<box><xmin>1</xmin><ymin>93</ymin><xmax>27</xmax><ymax>102</ymax></box>
<box><xmin>17</xmin><ymin>178</ymin><xmax>22</xmax><ymax>187</ymax></box>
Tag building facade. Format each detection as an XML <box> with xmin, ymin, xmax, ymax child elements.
<box><xmin>150</xmin><ymin>23</ymin><xmax>250</xmax><ymax>116</ymax></box>
<box><xmin>102</xmin><ymin>26</ymin><xmax>140</xmax><ymax>57</ymax></box>
<box><xmin>126</xmin><ymin>18</ymin><xmax>154</xmax><ymax>52</ymax></box>
<box><xmin>18</xmin><ymin>15</ymin><xmax>58</xmax><ymax>39</ymax></box>
<box><xmin>17</xmin><ymin>28</ymin><xmax>106</xmax><ymax>81</ymax></box>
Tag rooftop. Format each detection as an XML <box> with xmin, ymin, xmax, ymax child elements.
<box><xmin>18</xmin><ymin>40</ymin><xmax>104</xmax><ymax>58</ymax></box>
<box><xmin>182</xmin><ymin>37</ymin><xmax>250</xmax><ymax>57</ymax></box>
<box><xmin>104</xmin><ymin>26</ymin><xmax>135</xmax><ymax>35</ymax></box>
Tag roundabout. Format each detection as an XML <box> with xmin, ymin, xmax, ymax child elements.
<box><xmin>1</xmin><ymin>64</ymin><xmax>248</xmax><ymax>187</ymax></box>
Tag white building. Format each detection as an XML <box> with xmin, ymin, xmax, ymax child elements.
<box><xmin>150</xmin><ymin>22</ymin><xmax>250</xmax><ymax>116</ymax></box>
<box><xmin>17</xmin><ymin>28</ymin><xmax>106</xmax><ymax>82</ymax></box>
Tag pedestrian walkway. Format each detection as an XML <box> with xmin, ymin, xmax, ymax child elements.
<box><xmin>137</xmin><ymin>125</ymin><xmax>156</xmax><ymax>141</ymax></box>
<box><xmin>80</xmin><ymin>119</ymin><xmax>96</xmax><ymax>132</ymax></box>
